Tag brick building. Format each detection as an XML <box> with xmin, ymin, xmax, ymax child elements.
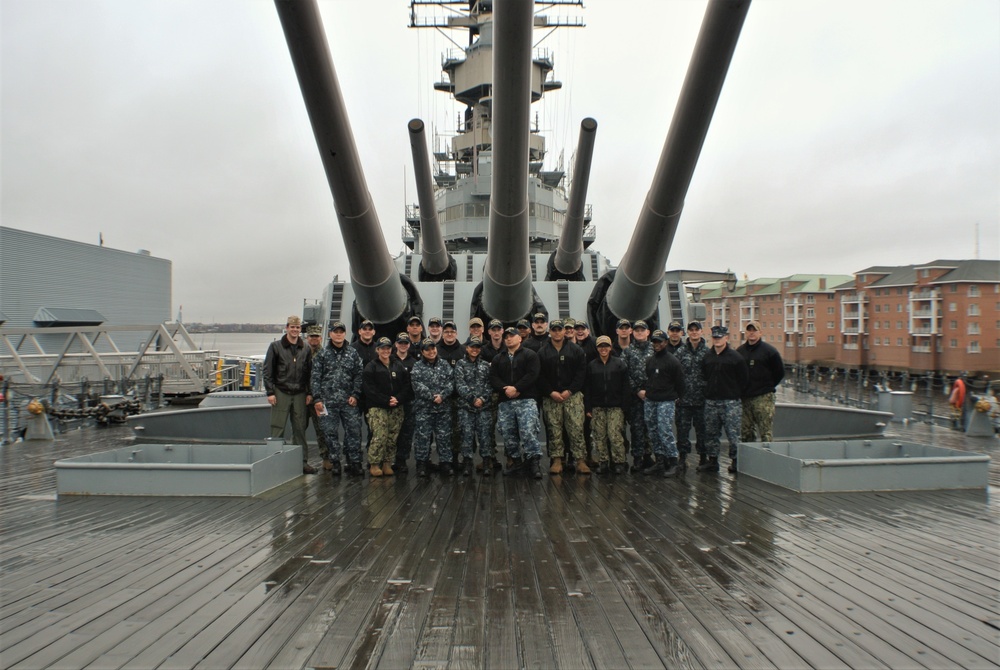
<box><xmin>698</xmin><ymin>260</ymin><xmax>999</xmax><ymax>375</ymax></box>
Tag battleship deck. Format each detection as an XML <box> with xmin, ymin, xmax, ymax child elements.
<box><xmin>1</xmin><ymin>423</ymin><xmax>998</xmax><ymax>669</ymax></box>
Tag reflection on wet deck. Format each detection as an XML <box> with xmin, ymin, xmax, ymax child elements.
<box><xmin>1</xmin><ymin>422</ymin><xmax>997</xmax><ymax>669</ymax></box>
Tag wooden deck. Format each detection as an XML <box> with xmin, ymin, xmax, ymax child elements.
<box><xmin>1</xmin><ymin>422</ymin><xmax>998</xmax><ymax>669</ymax></box>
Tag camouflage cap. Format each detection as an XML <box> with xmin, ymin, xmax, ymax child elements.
<box><xmin>330</xmin><ymin>320</ymin><xmax>347</xmax><ymax>332</ymax></box>
<box><xmin>306</xmin><ymin>325</ymin><xmax>323</xmax><ymax>336</ymax></box>
<box><xmin>287</xmin><ymin>315</ymin><xmax>302</xmax><ymax>326</ymax></box>
<box><xmin>711</xmin><ymin>325</ymin><xmax>729</xmax><ymax>338</ymax></box>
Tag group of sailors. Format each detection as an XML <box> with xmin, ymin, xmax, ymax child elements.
<box><xmin>263</xmin><ymin>312</ymin><xmax>785</xmax><ymax>480</ymax></box>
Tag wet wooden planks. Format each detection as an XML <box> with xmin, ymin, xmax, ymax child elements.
<box><xmin>0</xmin><ymin>423</ymin><xmax>998</xmax><ymax>669</ymax></box>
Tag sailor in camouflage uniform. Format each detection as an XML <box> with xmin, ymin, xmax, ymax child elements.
<box><xmin>310</xmin><ymin>321</ymin><xmax>363</xmax><ymax>476</ymax></box>
<box><xmin>454</xmin><ymin>337</ymin><xmax>495</xmax><ymax>476</ymax></box>
<box><xmin>639</xmin><ymin>330</ymin><xmax>686</xmax><ymax>477</ymax></box>
<box><xmin>411</xmin><ymin>339</ymin><xmax>456</xmax><ymax>476</ymax></box>
<box><xmin>584</xmin><ymin>336</ymin><xmax>629</xmax><ymax>473</ymax></box>
<box><xmin>622</xmin><ymin>320</ymin><xmax>654</xmax><ymax>470</ymax></box>
<box><xmin>537</xmin><ymin>319</ymin><xmax>589</xmax><ymax>475</ymax></box>
<box><xmin>392</xmin><ymin>332</ymin><xmax>419</xmax><ymax>473</ymax></box>
<box><xmin>700</xmin><ymin>325</ymin><xmax>749</xmax><ymax>474</ymax></box>
<box><xmin>675</xmin><ymin>321</ymin><xmax>709</xmax><ymax>470</ymax></box>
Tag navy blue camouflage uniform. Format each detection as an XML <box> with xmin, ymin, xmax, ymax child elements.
<box><xmin>675</xmin><ymin>338</ymin><xmax>709</xmax><ymax>460</ymax></box>
<box><xmin>455</xmin><ymin>353</ymin><xmax>494</xmax><ymax>459</ymax></box>
<box><xmin>411</xmin><ymin>357</ymin><xmax>456</xmax><ymax>464</ymax></box>
<box><xmin>310</xmin><ymin>341</ymin><xmax>363</xmax><ymax>465</ymax></box>
<box><xmin>622</xmin><ymin>340</ymin><xmax>654</xmax><ymax>462</ymax></box>
<box><xmin>490</xmin><ymin>346</ymin><xmax>542</xmax><ymax>460</ymax></box>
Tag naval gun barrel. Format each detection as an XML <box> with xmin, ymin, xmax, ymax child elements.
<box><xmin>551</xmin><ymin>117</ymin><xmax>598</xmax><ymax>279</ymax></box>
<box><xmin>408</xmin><ymin>119</ymin><xmax>456</xmax><ymax>280</ymax></box>
<box><xmin>607</xmin><ymin>0</ymin><xmax>750</xmax><ymax>320</ymax></box>
<box><xmin>275</xmin><ymin>0</ymin><xmax>407</xmax><ymax>324</ymax></box>
<box><xmin>481</xmin><ymin>0</ymin><xmax>536</xmax><ymax>322</ymax></box>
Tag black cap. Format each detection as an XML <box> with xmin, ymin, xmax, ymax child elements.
<box><xmin>465</xmin><ymin>337</ymin><xmax>483</xmax><ymax>347</ymax></box>
<box><xmin>504</xmin><ymin>327</ymin><xmax>519</xmax><ymax>337</ymax></box>
<box><xmin>396</xmin><ymin>332</ymin><xmax>410</xmax><ymax>343</ymax></box>
<box><xmin>421</xmin><ymin>338</ymin><xmax>438</xmax><ymax>350</ymax></box>
<box><xmin>667</xmin><ymin>320</ymin><xmax>683</xmax><ymax>331</ymax></box>
<box><xmin>650</xmin><ymin>329</ymin><xmax>668</xmax><ymax>342</ymax></box>
<box><xmin>428</xmin><ymin>317</ymin><xmax>443</xmax><ymax>326</ymax></box>
<box><xmin>633</xmin><ymin>320</ymin><xmax>649</xmax><ymax>330</ymax></box>
<box><xmin>407</xmin><ymin>315</ymin><xmax>422</xmax><ymax>324</ymax></box>
<box><xmin>375</xmin><ymin>336</ymin><xmax>392</xmax><ymax>348</ymax></box>
<box><xmin>687</xmin><ymin>320</ymin><xmax>702</xmax><ymax>330</ymax></box>
<box><xmin>711</xmin><ymin>325</ymin><xmax>729</xmax><ymax>338</ymax></box>
<box><xmin>532</xmin><ymin>312</ymin><xmax>547</xmax><ymax>322</ymax></box>
<box><xmin>616</xmin><ymin>319</ymin><xmax>631</xmax><ymax>329</ymax></box>
<box><xmin>329</xmin><ymin>320</ymin><xmax>347</xmax><ymax>332</ymax></box>
<box><xmin>360</xmin><ymin>319</ymin><xmax>374</xmax><ymax>328</ymax></box>
<box><xmin>549</xmin><ymin>319</ymin><xmax>564</xmax><ymax>329</ymax></box>
<box><xmin>488</xmin><ymin>319</ymin><xmax>504</xmax><ymax>329</ymax></box>
<box><xmin>516</xmin><ymin>320</ymin><xmax>530</xmax><ymax>329</ymax></box>
<box><xmin>574</xmin><ymin>321</ymin><xmax>589</xmax><ymax>329</ymax></box>
<box><xmin>442</xmin><ymin>321</ymin><xmax>457</xmax><ymax>330</ymax></box>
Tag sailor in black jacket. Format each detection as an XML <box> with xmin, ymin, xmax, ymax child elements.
<box><xmin>490</xmin><ymin>328</ymin><xmax>543</xmax><ymax>477</ymax></box>
<box><xmin>362</xmin><ymin>337</ymin><xmax>413</xmax><ymax>477</ymax></box>
<box><xmin>737</xmin><ymin>320</ymin><xmax>785</xmax><ymax>442</ymax></box>
<box><xmin>638</xmin><ymin>330</ymin><xmax>686</xmax><ymax>476</ymax></box>
<box><xmin>537</xmin><ymin>320</ymin><xmax>589</xmax><ymax>474</ymax></box>
<box><xmin>584</xmin><ymin>336</ymin><xmax>630</xmax><ymax>472</ymax></box>
<box><xmin>700</xmin><ymin>325</ymin><xmax>749</xmax><ymax>473</ymax></box>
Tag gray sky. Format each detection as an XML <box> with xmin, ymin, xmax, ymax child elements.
<box><xmin>3</xmin><ymin>0</ymin><xmax>997</xmax><ymax>324</ymax></box>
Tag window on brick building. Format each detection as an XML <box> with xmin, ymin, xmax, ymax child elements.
<box><xmin>874</xmin><ymin>304</ymin><xmax>880</xmax><ymax>313</ymax></box>
<box><xmin>897</xmin><ymin>338</ymin><xmax>903</xmax><ymax>346</ymax></box>
<box><xmin>805</xmin><ymin>336</ymin><xmax>815</xmax><ymax>347</ymax></box>
<box><xmin>897</xmin><ymin>321</ymin><xmax>903</xmax><ymax>329</ymax></box>
<box><xmin>874</xmin><ymin>321</ymin><xmax>880</xmax><ymax>330</ymax></box>
<box><xmin>827</xmin><ymin>321</ymin><xmax>834</xmax><ymax>328</ymax></box>
<box><xmin>950</xmin><ymin>285</ymin><xmax>958</xmax><ymax>292</ymax></box>
<box><xmin>950</xmin><ymin>339</ymin><xmax>958</xmax><ymax>348</ymax></box>
<box><xmin>898</xmin><ymin>304</ymin><xmax>904</xmax><ymax>312</ymax></box>
<box><xmin>806</xmin><ymin>308</ymin><xmax>815</xmax><ymax>318</ymax></box>
<box><xmin>969</xmin><ymin>304</ymin><xmax>980</xmax><ymax>316</ymax></box>
<box><xmin>883</xmin><ymin>320</ymin><xmax>889</xmax><ymax>329</ymax></box>
<box><xmin>968</xmin><ymin>341</ymin><xmax>981</xmax><ymax>353</ymax></box>
<box><xmin>874</xmin><ymin>337</ymin><xmax>881</xmax><ymax>346</ymax></box>
<box><xmin>968</xmin><ymin>323</ymin><xmax>980</xmax><ymax>335</ymax></box>
<box><xmin>969</xmin><ymin>285</ymin><xmax>980</xmax><ymax>297</ymax></box>
<box><xmin>949</xmin><ymin>303</ymin><xmax>957</xmax><ymax>312</ymax></box>
<box><xmin>951</xmin><ymin>320</ymin><xmax>958</xmax><ymax>329</ymax></box>
<box><xmin>827</xmin><ymin>306</ymin><xmax>834</xmax><ymax>314</ymax></box>
<box><xmin>827</xmin><ymin>335</ymin><xmax>835</xmax><ymax>343</ymax></box>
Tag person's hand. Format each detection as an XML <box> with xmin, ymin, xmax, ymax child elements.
<box><xmin>268</xmin><ymin>395</ymin><xmax>277</xmax><ymax>406</ymax></box>
<box><xmin>314</xmin><ymin>402</ymin><xmax>324</xmax><ymax>415</ymax></box>
<box><xmin>347</xmin><ymin>396</ymin><xmax>357</xmax><ymax>407</ymax></box>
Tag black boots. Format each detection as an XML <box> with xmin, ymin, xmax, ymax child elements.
<box><xmin>697</xmin><ymin>456</ymin><xmax>720</xmax><ymax>473</ymax></box>
<box><xmin>527</xmin><ymin>455</ymin><xmax>543</xmax><ymax>479</ymax></box>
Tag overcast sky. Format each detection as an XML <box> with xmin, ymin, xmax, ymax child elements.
<box><xmin>3</xmin><ymin>0</ymin><xmax>997</xmax><ymax>324</ymax></box>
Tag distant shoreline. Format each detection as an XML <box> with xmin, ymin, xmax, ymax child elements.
<box><xmin>184</xmin><ymin>324</ymin><xmax>282</xmax><ymax>334</ymax></box>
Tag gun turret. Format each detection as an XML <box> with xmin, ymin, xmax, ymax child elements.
<box><xmin>481</xmin><ymin>0</ymin><xmax>535</xmax><ymax>322</ymax></box>
<box><xmin>603</xmin><ymin>0</ymin><xmax>750</xmax><ymax>325</ymax></box>
<box><xmin>408</xmin><ymin>119</ymin><xmax>457</xmax><ymax>281</ymax></box>
<box><xmin>548</xmin><ymin>117</ymin><xmax>597</xmax><ymax>281</ymax></box>
<box><xmin>275</xmin><ymin>0</ymin><xmax>408</xmax><ymax>326</ymax></box>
